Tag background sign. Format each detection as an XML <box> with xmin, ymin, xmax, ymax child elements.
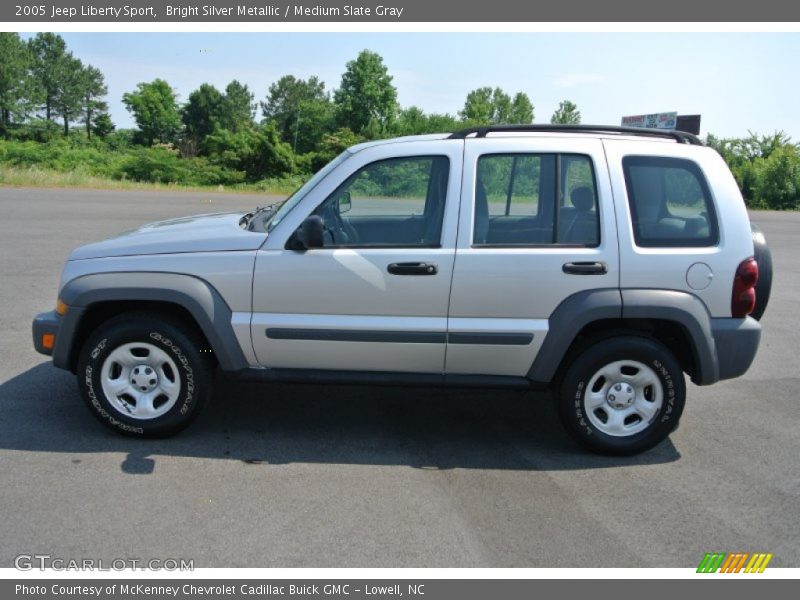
<box><xmin>621</xmin><ymin>112</ymin><xmax>679</xmax><ymax>130</ymax></box>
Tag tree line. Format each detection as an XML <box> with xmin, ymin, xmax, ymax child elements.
<box><xmin>0</xmin><ymin>32</ymin><xmax>798</xmax><ymax>208</ymax></box>
<box><xmin>0</xmin><ymin>33</ymin><xmax>111</xmax><ymax>138</ymax></box>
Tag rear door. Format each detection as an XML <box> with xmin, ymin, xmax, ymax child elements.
<box><xmin>250</xmin><ymin>140</ymin><xmax>463</xmax><ymax>373</ymax></box>
<box><xmin>446</xmin><ymin>136</ymin><xmax>619</xmax><ymax>376</ymax></box>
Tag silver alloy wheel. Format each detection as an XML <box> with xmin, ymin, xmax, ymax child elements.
<box><xmin>583</xmin><ymin>359</ymin><xmax>663</xmax><ymax>437</ymax></box>
<box><xmin>100</xmin><ymin>342</ymin><xmax>181</xmax><ymax>420</ymax></box>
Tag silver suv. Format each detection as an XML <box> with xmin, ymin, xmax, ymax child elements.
<box><xmin>32</xmin><ymin>125</ymin><xmax>771</xmax><ymax>455</ymax></box>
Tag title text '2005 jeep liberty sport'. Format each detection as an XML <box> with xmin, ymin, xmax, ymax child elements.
<box><xmin>33</xmin><ymin>125</ymin><xmax>772</xmax><ymax>455</ymax></box>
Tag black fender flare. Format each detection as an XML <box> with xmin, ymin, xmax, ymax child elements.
<box><xmin>620</xmin><ymin>289</ymin><xmax>717</xmax><ymax>385</ymax></box>
<box><xmin>527</xmin><ymin>288</ymin><xmax>719</xmax><ymax>385</ymax></box>
<box><xmin>527</xmin><ymin>289</ymin><xmax>622</xmax><ymax>383</ymax></box>
<box><xmin>54</xmin><ymin>272</ymin><xmax>248</xmax><ymax>372</ymax></box>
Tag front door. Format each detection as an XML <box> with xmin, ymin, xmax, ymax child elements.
<box><xmin>251</xmin><ymin>140</ymin><xmax>464</xmax><ymax>373</ymax></box>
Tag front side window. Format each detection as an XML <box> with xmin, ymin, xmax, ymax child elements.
<box><xmin>474</xmin><ymin>153</ymin><xmax>599</xmax><ymax>246</ymax></box>
<box><xmin>623</xmin><ymin>156</ymin><xmax>719</xmax><ymax>247</ymax></box>
<box><xmin>312</xmin><ymin>155</ymin><xmax>450</xmax><ymax>247</ymax></box>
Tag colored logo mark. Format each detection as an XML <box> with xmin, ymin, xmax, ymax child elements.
<box><xmin>697</xmin><ymin>552</ymin><xmax>773</xmax><ymax>573</ymax></box>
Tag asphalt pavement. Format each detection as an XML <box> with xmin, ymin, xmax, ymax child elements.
<box><xmin>0</xmin><ymin>186</ymin><xmax>798</xmax><ymax>568</ymax></box>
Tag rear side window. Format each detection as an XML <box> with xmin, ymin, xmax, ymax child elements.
<box><xmin>474</xmin><ymin>153</ymin><xmax>599</xmax><ymax>246</ymax></box>
<box><xmin>623</xmin><ymin>156</ymin><xmax>719</xmax><ymax>247</ymax></box>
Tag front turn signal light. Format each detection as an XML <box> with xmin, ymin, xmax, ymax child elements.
<box><xmin>55</xmin><ymin>299</ymin><xmax>68</xmax><ymax>316</ymax></box>
<box><xmin>42</xmin><ymin>333</ymin><xmax>55</xmax><ymax>350</ymax></box>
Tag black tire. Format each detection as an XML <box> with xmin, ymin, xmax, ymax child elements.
<box><xmin>751</xmin><ymin>224</ymin><xmax>772</xmax><ymax>321</ymax></box>
<box><xmin>76</xmin><ymin>313</ymin><xmax>214</xmax><ymax>437</ymax></box>
<box><xmin>556</xmin><ymin>336</ymin><xmax>686</xmax><ymax>456</ymax></box>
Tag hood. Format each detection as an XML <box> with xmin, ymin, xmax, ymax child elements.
<box><xmin>68</xmin><ymin>212</ymin><xmax>267</xmax><ymax>260</ymax></box>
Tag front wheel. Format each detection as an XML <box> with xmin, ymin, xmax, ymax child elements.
<box><xmin>556</xmin><ymin>336</ymin><xmax>686</xmax><ymax>455</ymax></box>
<box><xmin>77</xmin><ymin>313</ymin><xmax>214</xmax><ymax>437</ymax></box>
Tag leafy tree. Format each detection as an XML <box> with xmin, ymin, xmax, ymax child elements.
<box><xmin>309</xmin><ymin>127</ymin><xmax>363</xmax><ymax>170</ymax></box>
<box><xmin>262</xmin><ymin>75</ymin><xmax>333</xmax><ymax>153</ymax></box>
<box><xmin>27</xmin><ymin>33</ymin><xmax>69</xmax><ymax>122</ymax></box>
<box><xmin>706</xmin><ymin>130</ymin><xmax>800</xmax><ymax>208</ymax></box>
<box><xmin>424</xmin><ymin>112</ymin><xmax>463</xmax><ymax>133</ymax></box>
<box><xmin>391</xmin><ymin>107</ymin><xmax>464</xmax><ymax>136</ymax></box>
<box><xmin>51</xmin><ymin>54</ymin><xmax>85</xmax><ymax>136</ymax></box>
<box><xmin>92</xmin><ymin>113</ymin><xmax>115</xmax><ymax>138</ymax></box>
<box><xmin>79</xmin><ymin>65</ymin><xmax>108</xmax><ymax>139</ymax></box>
<box><xmin>334</xmin><ymin>50</ymin><xmax>397</xmax><ymax>134</ymax></box>
<box><xmin>753</xmin><ymin>145</ymin><xmax>800</xmax><ymax>210</ymax></box>
<box><xmin>460</xmin><ymin>87</ymin><xmax>494</xmax><ymax>123</ymax></box>
<box><xmin>393</xmin><ymin>106</ymin><xmax>428</xmax><ymax>136</ymax></box>
<box><xmin>492</xmin><ymin>88</ymin><xmax>512</xmax><ymax>123</ymax></box>
<box><xmin>551</xmin><ymin>100</ymin><xmax>581</xmax><ymax>124</ymax></box>
<box><xmin>0</xmin><ymin>33</ymin><xmax>30</xmax><ymax>131</ymax></box>
<box><xmin>509</xmin><ymin>92</ymin><xmax>534</xmax><ymax>124</ymax></box>
<box><xmin>220</xmin><ymin>80</ymin><xmax>254</xmax><ymax>132</ymax></box>
<box><xmin>460</xmin><ymin>87</ymin><xmax>530</xmax><ymax>124</ymax></box>
<box><xmin>122</xmin><ymin>79</ymin><xmax>181</xmax><ymax>145</ymax></box>
<box><xmin>204</xmin><ymin>122</ymin><xmax>295</xmax><ymax>180</ymax></box>
<box><xmin>742</xmin><ymin>130</ymin><xmax>792</xmax><ymax>161</ymax></box>
<box><xmin>182</xmin><ymin>83</ymin><xmax>225</xmax><ymax>151</ymax></box>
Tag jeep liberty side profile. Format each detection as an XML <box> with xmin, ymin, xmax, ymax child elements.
<box><xmin>32</xmin><ymin>125</ymin><xmax>772</xmax><ymax>455</ymax></box>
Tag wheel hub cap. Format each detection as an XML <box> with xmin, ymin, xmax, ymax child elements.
<box><xmin>582</xmin><ymin>359</ymin><xmax>665</xmax><ymax>438</ymax></box>
<box><xmin>129</xmin><ymin>364</ymin><xmax>159</xmax><ymax>393</ymax></box>
<box><xmin>607</xmin><ymin>382</ymin><xmax>635</xmax><ymax>409</ymax></box>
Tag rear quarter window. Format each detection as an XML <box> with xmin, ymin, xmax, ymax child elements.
<box><xmin>623</xmin><ymin>156</ymin><xmax>719</xmax><ymax>247</ymax></box>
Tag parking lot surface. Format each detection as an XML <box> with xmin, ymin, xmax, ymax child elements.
<box><xmin>0</xmin><ymin>186</ymin><xmax>797</xmax><ymax>567</ymax></box>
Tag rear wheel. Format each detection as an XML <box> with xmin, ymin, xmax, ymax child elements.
<box><xmin>77</xmin><ymin>313</ymin><xmax>214</xmax><ymax>437</ymax></box>
<box><xmin>556</xmin><ymin>336</ymin><xmax>685</xmax><ymax>455</ymax></box>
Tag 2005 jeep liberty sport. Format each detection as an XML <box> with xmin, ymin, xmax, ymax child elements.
<box><xmin>33</xmin><ymin>125</ymin><xmax>773</xmax><ymax>455</ymax></box>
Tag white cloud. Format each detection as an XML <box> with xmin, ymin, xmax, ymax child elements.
<box><xmin>553</xmin><ymin>73</ymin><xmax>606</xmax><ymax>88</ymax></box>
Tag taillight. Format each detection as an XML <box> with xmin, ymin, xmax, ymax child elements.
<box><xmin>731</xmin><ymin>258</ymin><xmax>759</xmax><ymax>317</ymax></box>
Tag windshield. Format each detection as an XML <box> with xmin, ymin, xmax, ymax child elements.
<box><xmin>266</xmin><ymin>151</ymin><xmax>351</xmax><ymax>233</ymax></box>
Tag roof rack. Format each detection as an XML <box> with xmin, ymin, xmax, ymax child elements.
<box><xmin>447</xmin><ymin>124</ymin><xmax>703</xmax><ymax>145</ymax></box>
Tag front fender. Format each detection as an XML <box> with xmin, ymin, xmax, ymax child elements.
<box><xmin>54</xmin><ymin>272</ymin><xmax>248</xmax><ymax>372</ymax></box>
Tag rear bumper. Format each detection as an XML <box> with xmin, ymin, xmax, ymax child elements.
<box><xmin>32</xmin><ymin>310</ymin><xmax>60</xmax><ymax>356</ymax></box>
<box><xmin>710</xmin><ymin>316</ymin><xmax>761</xmax><ymax>382</ymax></box>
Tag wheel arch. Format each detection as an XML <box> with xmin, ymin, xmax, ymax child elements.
<box><xmin>54</xmin><ymin>272</ymin><xmax>249</xmax><ymax>373</ymax></box>
<box><xmin>528</xmin><ymin>288</ymin><xmax>719</xmax><ymax>386</ymax></box>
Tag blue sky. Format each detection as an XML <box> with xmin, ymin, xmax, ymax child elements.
<box><xmin>26</xmin><ymin>32</ymin><xmax>800</xmax><ymax>139</ymax></box>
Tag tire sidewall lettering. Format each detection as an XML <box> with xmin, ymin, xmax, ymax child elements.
<box><xmin>84</xmin><ymin>329</ymin><xmax>196</xmax><ymax>432</ymax></box>
<box><xmin>149</xmin><ymin>331</ymin><xmax>195</xmax><ymax>415</ymax></box>
<box><xmin>566</xmin><ymin>343</ymin><xmax>683</xmax><ymax>449</ymax></box>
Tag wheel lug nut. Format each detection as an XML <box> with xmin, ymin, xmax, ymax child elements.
<box><xmin>609</xmin><ymin>394</ymin><xmax>616</xmax><ymax>401</ymax></box>
<box><xmin>615</xmin><ymin>384</ymin><xmax>622</xmax><ymax>391</ymax></box>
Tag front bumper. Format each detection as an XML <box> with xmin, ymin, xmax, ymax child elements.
<box><xmin>32</xmin><ymin>310</ymin><xmax>60</xmax><ymax>356</ymax></box>
<box><xmin>711</xmin><ymin>316</ymin><xmax>761</xmax><ymax>382</ymax></box>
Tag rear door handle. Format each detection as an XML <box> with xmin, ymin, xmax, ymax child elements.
<box><xmin>562</xmin><ymin>261</ymin><xmax>607</xmax><ymax>275</ymax></box>
<box><xmin>387</xmin><ymin>262</ymin><xmax>438</xmax><ymax>276</ymax></box>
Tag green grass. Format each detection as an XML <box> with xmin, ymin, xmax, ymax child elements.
<box><xmin>0</xmin><ymin>164</ymin><xmax>300</xmax><ymax>196</ymax></box>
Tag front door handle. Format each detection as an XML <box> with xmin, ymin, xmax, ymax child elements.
<box><xmin>562</xmin><ymin>261</ymin><xmax>607</xmax><ymax>275</ymax></box>
<box><xmin>387</xmin><ymin>262</ymin><xmax>438</xmax><ymax>276</ymax></box>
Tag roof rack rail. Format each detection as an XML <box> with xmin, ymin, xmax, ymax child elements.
<box><xmin>447</xmin><ymin>124</ymin><xmax>703</xmax><ymax>145</ymax></box>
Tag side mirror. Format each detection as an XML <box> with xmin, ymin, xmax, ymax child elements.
<box><xmin>287</xmin><ymin>215</ymin><xmax>324</xmax><ymax>250</ymax></box>
<box><xmin>337</xmin><ymin>191</ymin><xmax>352</xmax><ymax>214</ymax></box>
